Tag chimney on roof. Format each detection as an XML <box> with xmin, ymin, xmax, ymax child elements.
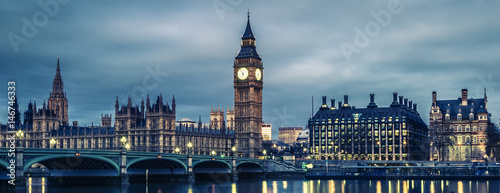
<box><xmin>321</xmin><ymin>96</ymin><xmax>328</xmax><ymax>109</ymax></box>
<box><xmin>391</xmin><ymin>92</ymin><xmax>399</xmax><ymax>107</ymax></box>
<box><xmin>432</xmin><ymin>91</ymin><xmax>437</xmax><ymax>106</ymax></box>
<box><xmin>338</xmin><ymin>101</ymin><xmax>342</xmax><ymax>109</ymax></box>
<box><xmin>404</xmin><ymin>98</ymin><xmax>408</xmax><ymax>108</ymax></box>
<box><xmin>330</xmin><ymin>99</ymin><xmax>336</xmax><ymax>110</ymax></box>
<box><xmin>344</xmin><ymin>95</ymin><xmax>349</xmax><ymax>106</ymax></box>
<box><xmin>461</xmin><ymin>89</ymin><xmax>468</xmax><ymax>106</ymax></box>
<box><xmin>368</xmin><ymin>94</ymin><xmax>378</xmax><ymax>108</ymax></box>
<box><xmin>409</xmin><ymin>101</ymin><xmax>413</xmax><ymax>111</ymax></box>
<box><xmin>413</xmin><ymin>103</ymin><xmax>418</xmax><ymax>112</ymax></box>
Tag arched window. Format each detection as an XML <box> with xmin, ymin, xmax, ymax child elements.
<box><xmin>458</xmin><ymin>125</ymin><xmax>462</xmax><ymax>132</ymax></box>
<box><xmin>445</xmin><ymin>114</ymin><xmax>450</xmax><ymax>121</ymax></box>
<box><xmin>466</xmin><ymin>125</ymin><xmax>470</xmax><ymax>132</ymax></box>
<box><xmin>457</xmin><ymin>113</ymin><xmax>462</xmax><ymax>121</ymax></box>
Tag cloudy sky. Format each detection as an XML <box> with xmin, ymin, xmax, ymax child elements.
<box><xmin>1</xmin><ymin>1</ymin><xmax>499</xmax><ymax>140</ymax></box>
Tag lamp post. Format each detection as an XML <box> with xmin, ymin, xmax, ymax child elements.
<box><xmin>120</xmin><ymin>136</ymin><xmax>127</xmax><ymax>151</ymax></box>
<box><xmin>263</xmin><ymin>149</ymin><xmax>267</xmax><ymax>160</ymax></box>
<box><xmin>232</xmin><ymin>146</ymin><xmax>236</xmax><ymax>157</ymax></box>
<box><xmin>377</xmin><ymin>141</ymin><xmax>381</xmax><ymax>161</ymax></box>
<box><xmin>50</xmin><ymin>138</ymin><xmax>56</xmax><ymax>148</ymax></box>
<box><xmin>458</xmin><ymin>141</ymin><xmax>462</xmax><ymax>161</ymax></box>
<box><xmin>16</xmin><ymin>130</ymin><xmax>24</xmax><ymax>147</ymax></box>
<box><xmin>211</xmin><ymin>150</ymin><xmax>216</xmax><ymax>157</ymax></box>
<box><xmin>187</xmin><ymin>142</ymin><xmax>193</xmax><ymax>155</ymax></box>
<box><xmin>175</xmin><ymin>147</ymin><xmax>180</xmax><ymax>154</ymax></box>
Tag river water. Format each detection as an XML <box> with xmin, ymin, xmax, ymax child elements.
<box><xmin>25</xmin><ymin>177</ymin><xmax>500</xmax><ymax>193</ymax></box>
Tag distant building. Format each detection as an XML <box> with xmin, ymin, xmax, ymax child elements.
<box><xmin>296</xmin><ymin>128</ymin><xmax>309</xmax><ymax>143</ymax></box>
<box><xmin>429</xmin><ymin>89</ymin><xmax>492</xmax><ymax>161</ymax></box>
<box><xmin>262</xmin><ymin>123</ymin><xmax>272</xmax><ymax>141</ymax></box>
<box><xmin>308</xmin><ymin>93</ymin><xmax>428</xmax><ymax>160</ymax></box>
<box><xmin>279</xmin><ymin>127</ymin><xmax>303</xmax><ymax>145</ymax></box>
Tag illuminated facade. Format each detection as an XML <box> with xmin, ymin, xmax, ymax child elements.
<box><xmin>278</xmin><ymin>127</ymin><xmax>303</xmax><ymax>145</ymax></box>
<box><xmin>262</xmin><ymin>123</ymin><xmax>272</xmax><ymax>141</ymax></box>
<box><xmin>429</xmin><ymin>89</ymin><xmax>492</xmax><ymax>161</ymax></box>
<box><xmin>308</xmin><ymin>93</ymin><xmax>429</xmax><ymax>160</ymax></box>
<box><xmin>0</xmin><ymin>58</ymin><xmax>235</xmax><ymax>155</ymax></box>
<box><xmin>233</xmin><ymin>13</ymin><xmax>263</xmax><ymax>158</ymax></box>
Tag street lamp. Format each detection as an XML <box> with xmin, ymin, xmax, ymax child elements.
<box><xmin>231</xmin><ymin>146</ymin><xmax>236</xmax><ymax>157</ymax></box>
<box><xmin>175</xmin><ymin>147</ymin><xmax>180</xmax><ymax>154</ymax></box>
<box><xmin>211</xmin><ymin>150</ymin><xmax>216</xmax><ymax>157</ymax></box>
<box><xmin>458</xmin><ymin>141</ymin><xmax>462</xmax><ymax>161</ymax></box>
<box><xmin>120</xmin><ymin>136</ymin><xmax>127</xmax><ymax>151</ymax></box>
<box><xmin>50</xmin><ymin>138</ymin><xmax>56</xmax><ymax>148</ymax></box>
<box><xmin>263</xmin><ymin>149</ymin><xmax>267</xmax><ymax>160</ymax></box>
<box><xmin>187</xmin><ymin>142</ymin><xmax>193</xmax><ymax>155</ymax></box>
<box><xmin>16</xmin><ymin>130</ymin><xmax>24</xmax><ymax>147</ymax></box>
<box><xmin>125</xmin><ymin>143</ymin><xmax>131</xmax><ymax>151</ymax></box>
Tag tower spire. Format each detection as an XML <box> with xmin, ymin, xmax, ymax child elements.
<box><xmin>56</xmin><ymin>56</ymin><xmax>60</xmax><ymax>75</ymax></box>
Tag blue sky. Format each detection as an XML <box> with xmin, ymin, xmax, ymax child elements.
<box><xmin>1</xmin><ymin>0</ymin><xmax>499</xmax><ymax>139</ymax></box>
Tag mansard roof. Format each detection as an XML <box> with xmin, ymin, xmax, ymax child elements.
<box><xmin>436</xmin><ymin>98</ymin><xmax>487</xmax><ymax>118</ymax></box>
<box><xmin>312</xmin><ymin>97</ymin><xmax>427</xmax><ymax>128</ymax></box>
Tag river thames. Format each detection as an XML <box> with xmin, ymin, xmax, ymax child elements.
<box><xmin>25</xmin><ymin>177</ymin><xmax>500</xmax><ymax>193</ymax></box>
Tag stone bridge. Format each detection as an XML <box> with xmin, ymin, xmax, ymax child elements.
<box><xmin>1</xmin><ymin>148</ymin><xmax>291</xmax><ymax>191</ymax></box>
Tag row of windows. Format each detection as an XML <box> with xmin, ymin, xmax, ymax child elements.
<box><xmin>433</xmin><ymin>125</ymin><xmax>484</xmax><ymax>132</ymax></box>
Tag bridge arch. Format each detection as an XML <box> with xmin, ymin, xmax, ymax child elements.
<box><xmin>23</xmin><ymin>154</ymin><xmax>119</xmax><ymax>176</ymax></box>
<box><xmin>0</xmin><ymin>159</ymin><xmax>9</xmax><ymax>170</ymax></box>
<box><xmin>127</xmin><ymin>157</ymin><xmax>187</xmax><ymax>175</ymax></box>
<box><xmin>192</xmin><ymin>160</ymin><xmax>231</xmax><ymax>174</ymax></box>
<box><xmin>236</xmin><ymin>162</ymin><xmax>263</xmax><ymax>173</ymax></box>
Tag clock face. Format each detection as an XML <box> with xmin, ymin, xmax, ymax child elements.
<box><xmin>255</xmin><ymin>68</ymin><xmax>262</xmax><ymax>81</ymax></box>
<box><xmin>237</xmin><ymin>67</ymin><xmax>249</xmax><ymax>80</ymax></box>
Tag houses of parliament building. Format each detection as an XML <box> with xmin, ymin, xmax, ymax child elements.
<box><xmin>0</xmin><ymin>57</ymin><xmax>236</xmax><ymax>156</ymax></box>
<box><xmin>0</xmin><ymin>15</ymin><xmax>264</xmax><ymax>157</ymax></box>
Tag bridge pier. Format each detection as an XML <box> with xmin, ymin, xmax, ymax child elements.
<box><xmin>187</xmin><ymin>154</ymin><xmax>194</xmax><ymax>182</ymax></box>
<box><xmin>232</xmin><ymin>157</ymin><xmax>238</xmax><ymax>181</ymax></box>
<box><xmin>120</xmin><ymin>151</ymin><xmax>129</xmax><ymax>186</ymax></box>
<box><xmin>15</xmin><ymin>148</ymin><xmax>26</xmax><ymax>192</ymax></box>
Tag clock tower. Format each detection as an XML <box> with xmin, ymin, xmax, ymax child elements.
<box><xmin>234</xmin><ymin>12</ymin><xmax>263</xmax><ymax>158</ymax></box>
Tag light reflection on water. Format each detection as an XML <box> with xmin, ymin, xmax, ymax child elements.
<box><xmin>24</xmin><ymin>177</ymin><xmax>500</xmax><ymax>193</ymax></box>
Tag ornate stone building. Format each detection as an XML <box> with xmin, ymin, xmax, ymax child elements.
<box><xmin>234</xmin><ymin>13</ymin><xmax>263</xmax><ymax>158</ymax></box>
<box><xmin>0</xmin><ymin>58</ymin><xmax>235</xmax><ymax>156</ymax></box>
<box><xmin>429</xmin><ymin>89</ymin><xmax>492</xmax><ymax>161</ymax></box>
<box><xmin>309</xmin><ymin>93</ymin><xmax>429</xmax><ymax>160</ymax></box>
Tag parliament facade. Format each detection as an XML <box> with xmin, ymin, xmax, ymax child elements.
<box><xmin>308</xmin><ymin>93</ymin><xmax>429</xmax><ymax>160</ymax></box>
<box><xmin>0</xmin><ymin>58</ymin><xmax>236</xmax><ymax>156</ymax></box>
<box><xmin>1</xmin><ymin>16</ymin><xmax>265</xmax><ymax>157</ymax></box>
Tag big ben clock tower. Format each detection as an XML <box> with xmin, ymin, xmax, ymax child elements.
<box><xmin>234</xmin><ymin>12</ymin><xmax>263</xmax><ymax>158</ymax></box>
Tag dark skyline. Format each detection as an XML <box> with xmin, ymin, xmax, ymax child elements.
<box><xmin>1</xmin><ymin>1</ymin><xmax>499</xmax><ymax>140</ymax></box>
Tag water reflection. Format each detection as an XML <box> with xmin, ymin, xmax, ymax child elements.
<box><xmin>376</xmin><ymin>180</ymin><xmax>382</xmax><ymax>193</ymax></box>
<box><xmin>23</xmin><ymin>177</ymin><xmax>500</xmax><ymax>193</ymax></box>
